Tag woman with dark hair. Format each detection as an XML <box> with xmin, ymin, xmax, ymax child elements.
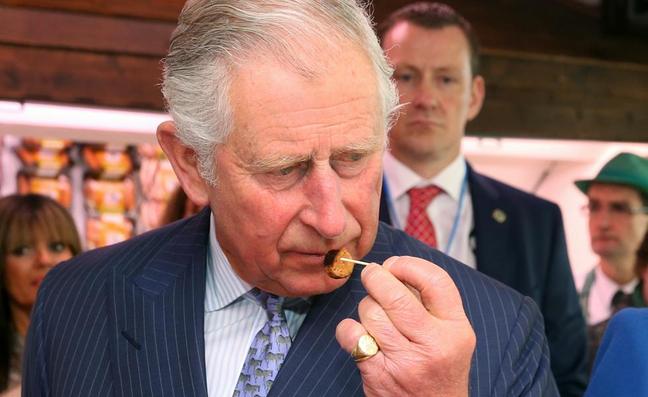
<box><xmin>0</xmin><ymin>194</ymin><xmax>82</xmax><ymax>395</ymax></box>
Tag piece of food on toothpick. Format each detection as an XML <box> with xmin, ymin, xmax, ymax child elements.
<box><xmin>324</xmin><ymin>247</ymin><xmax>355</xmax><ymax>279</ymax></box>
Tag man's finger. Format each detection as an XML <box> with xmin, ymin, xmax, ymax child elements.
<box><xmin>357</xmin><ymin>296</ymin><xmax>410</xmax><ymax>354</ymax></box>
<box><xmin>360</xmin><ymin>263</ymin><xmax>436</xmax><ymax>341</ymax></box>
<box><xmin>382</xmin><ymin>256</ymin><xmax>466</xmax><ymax>322</ymax></box>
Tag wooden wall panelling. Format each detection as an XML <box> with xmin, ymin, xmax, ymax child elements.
<box><xmin>0</xmin><ymin>0</ymin><xmax>184</xmax><ymax>21</ymax></box>
<box><xmin>469</xmin><ymin>50</ymin><xmax>648</xmax><ymax>140</ymax></box>
<box><xmin>1</xmin><ymin>1</ymin><xmax>646</xmax><ymax>141</ymax></box>
<box><xmin>0</xmin><ymin>44</ymin><xmax>164</xmax><ymax>109</ymax></box>
<box><xmin>0</xmin><ymin>6</ymin><xmax>173</xmax><ymax>56</ymax></box>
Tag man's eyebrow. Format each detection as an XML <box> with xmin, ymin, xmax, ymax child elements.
<box><xmin>247</xmin><ymin>153</ymin><xmax>312</xmax><ymax>173</ymax></box>
<box><xmin>246</xmin><ymin>135</ymin><xmax>384</xmax><ymax>172</ymax></box>
<box><xmin>332</xmin><ymin>135</ymin><xmax>385</xmax><ymax>155</ymax></box>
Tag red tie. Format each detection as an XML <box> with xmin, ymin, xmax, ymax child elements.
<box><xmin>404</xmin><ymin>185</ymin><xmax>442</xmax><ymax>248</ymax></box>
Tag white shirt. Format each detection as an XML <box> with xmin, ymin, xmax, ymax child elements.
<box><xmin>204</xmin><ymin>214</ymin><xmax>309</xmax><ymax>396</ymax></box>
<box><xmin>383</xmin><ymin>152</ymin><xmax>476</xmax><ymax>268</ymax></box>
<box><xmin>586</xmin><ymin>265</ymin><xmax>638</xmax><ymax>325</ymax></box>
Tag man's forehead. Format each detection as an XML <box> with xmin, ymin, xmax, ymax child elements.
<box><xmin>588</xmin><ymin>183</ymin><xmax>642</xmax><ymax>202</ymax></box>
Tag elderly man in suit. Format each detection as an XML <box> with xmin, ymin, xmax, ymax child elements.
<box><xmin>376</xmin><ymin>3</ymin><xmax>586</xmax><ymax>395</ymax></box>
<box><xmin>23</xmin><ymin>1</ymin><xmax>558</xmax><ymax>396</ymax></box>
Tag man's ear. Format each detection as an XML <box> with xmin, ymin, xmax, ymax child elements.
<box><xmin>156</xmin><ymin>121</ymin><xmax>209</xmax><ymax>206</ymax></box>
<box><xmin>467</xmin><ymin>75</ymin><xmax>485</xmax><ymax>121</ymax></box>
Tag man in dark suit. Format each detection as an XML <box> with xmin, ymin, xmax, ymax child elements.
<box><xmin>377</xmin><ymin>3</ymin><xmax>586</xmax><ymax>396</ymax></box>
<box><xmin>23</xmin><ymin>1</ymin><xmax>557</xmax><ymax>396</ymax></box>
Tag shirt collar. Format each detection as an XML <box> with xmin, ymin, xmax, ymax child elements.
<box><xmin>595</xmin><ymin>265</ymin><xmax>638</xmax><ymax>296</ymax></box>
<box><xmin>205</xmin><ymin>212</ymin><xmax>312</xmax><ymax>313</ymax></box>
<box><xmin>383</xmin><ymin>151</ymin><xmax>466</xmax><ymax>201</ymax></box>
<box><xmin>205</xmin><ymin>212</ymin><xmax>252</xmax><ymax>312</ymax></box>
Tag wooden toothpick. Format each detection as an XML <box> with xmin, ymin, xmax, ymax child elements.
<box><xmin>340</xmin><ymin>257</ymin><xmax>371</xmax><ymax>267</ymax></box>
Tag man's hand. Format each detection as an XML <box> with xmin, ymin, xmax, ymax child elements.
<box><xmin>336</xmin><ymin>256</ymin><xmax>476</xmax><ymax>397</ymax></box>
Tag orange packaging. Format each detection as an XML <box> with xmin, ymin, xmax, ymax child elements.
<box><xmin>17</xmin><ymin>173</ymin><xmax>72</xmax><ymax>208</ymax></box>
<box><xmin>85</xmin><ymin>214</ymin><xmax>134</xmax><ymax>249</ymax></box>
<box><xmin>83</xmin><ymin>145</ymin><xmax>133</xmax><ymax>179</ymax></box>
<box><xmin>83</xmin><ymin>177</ymin><xmax>135</xmax><ymax>214</ymax></box>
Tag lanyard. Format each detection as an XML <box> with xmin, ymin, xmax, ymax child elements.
<box><xmin>383</xmin><ymin>172</ymin><xmax>468</xmax><ymax>255</ymax></box>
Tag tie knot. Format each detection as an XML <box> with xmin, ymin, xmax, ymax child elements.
<box><xmin>249</xmin><ymin>288</ymin><xmax>284</xmax><ymax>315</ymax></box>
<box><xmin>611</xmin><ymin>289</ymin><xmax>633</xmax><ymax>312</ymax></box>
<box><xmin>408</xmin><ymin>185</ymin><xmax>442</xmax><ymax>208</ymax></box>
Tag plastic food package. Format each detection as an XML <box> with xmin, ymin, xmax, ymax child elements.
<box><xmin>17</xmin><ymin>171</ymin><xmax>72</xmax><ymax>208</ymax></box>
<box><xmin>82</xmin><ymin>144</ymin><xmax>133</xmax><ymax>179</ymax></box>
<box><xmin>83</xmin><ymin>177</ymin><xmax>136</xmax><ymax>215</ymax></box>
<box><xmin>85</xmin><ymin>214</ymin><xmax>135</xmax><ymax>249</ymax></box>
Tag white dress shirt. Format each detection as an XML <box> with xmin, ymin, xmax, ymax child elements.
<box><xmin>586</xmin><ymin>265</ymin><xmax>638</xmax><ymax>325</ymax></box>
<box><xmin>383</xmin><ymin>152</ymin><xmax>476</xmax><ymax>268</ymax></box>
<box><xmin>204</xmin><ymin>214</ymin><xmax>309</xmax><ymax>396</ymax></box>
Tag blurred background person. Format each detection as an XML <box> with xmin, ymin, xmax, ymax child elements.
<box><xmin>585</xmin><ymin>307</ymin><xmax>648</xmax><ymax>397</ymax></box>
<box><xmin>377</xmin><ymin>2</ymin><xmax>586</xmax><ymax>395</ymax></box>
<box><xmin>0</xmin><ymin>194</ymin><xmax>82</xmax><ymax>396</ymax></box>
<box><xmin>158</xmin><ymin>186</ymin><xmax>202</xmax><ymax>226</ymax></box>
<box><xmin>638</xmin><ymin>234</ymin><xmax>648</xmax><ymax>304</ymax></box>
<box><xmin>576</xmin><ymin>152</ymin><xmax>648</xmax><ymax>373</ymax></box>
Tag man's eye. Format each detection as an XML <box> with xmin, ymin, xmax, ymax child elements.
<box><xmin>610</xmin><ymin>203</ymin><xmax>632</xmax><ymax>215</ymax></box>
<box><xmin>439</xmin><ymin>75</ymin><xmax>456</xmax><ymax>85</ymax></box>
<box><xmin>588</xmin><ymin>202</ymin><xmax>601</xmax><ymax>212</ymax></box>
<box><xmin>394</xmin><ymin>71</ymin><xmax>414</xmax><ymax>83</ymax></box>
<box><xmin>272</xmin><ymin>163</ymin><xmax>307</xmax><ymax>178</ymax></box>
<box><xmin>332</xmin><ymin>152</ymin><xmax>368</xmax><ymax>177</ymax></box>
<box><xmin>259</xmin><ymin>162</ymin><xmax>309</xmax><ymax>190</ymax></box>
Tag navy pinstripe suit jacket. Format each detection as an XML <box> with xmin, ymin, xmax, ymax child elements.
<box><xmin>24</xmin><ymin>208</ymin><xmax>558</xmax><ymax>396</ymax></box>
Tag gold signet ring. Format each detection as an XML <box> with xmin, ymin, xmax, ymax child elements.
<box><xmin>351</xmin><ymin>334</ymin><xmax>380</xmax><ymax>362</ymax></box>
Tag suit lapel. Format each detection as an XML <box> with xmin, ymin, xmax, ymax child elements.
<box><xmin>110</xmin><ymin>209</ymin><xmax>210</xmax><ymax>397</ymax></box>
<box><xmin>468</xmin><ymin>166</ymin><xmax>518</xmax><ymax>287</ymax></box>
<box><xmin>269</xmin><ymin>268</ymin><xmax>365</xmax><ymax>396</ymax></box>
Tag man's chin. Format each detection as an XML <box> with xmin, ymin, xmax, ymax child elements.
<box><xmin>276</xmin><ymin>274</ymin><xmax>350</xmax><ymax>298</ymax></box>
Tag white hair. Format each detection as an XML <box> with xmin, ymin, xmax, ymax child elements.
<box><xmin>162</xmin><ymin>0</ymin><xmax>399</xmax><ymax>185</ymax></box>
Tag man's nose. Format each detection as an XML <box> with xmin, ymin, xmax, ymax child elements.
<box><xmin>301</xmin><ymin>167</ymin><xmax>346</xmax><ymax>239</ymax></box>
<box><xmin>412</xmin><ymin>81</ymin><xmax>438</xmax><ymax>109</ymax></box>
<box><xmin>591</xmin><ymin>210</ymin><xmax>611</xmax><ymax>228</ymax></box>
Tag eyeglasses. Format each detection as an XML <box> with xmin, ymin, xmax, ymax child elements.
<box><xmin>582</xmin><ymin>202</ymin><xmax>648</xmax><ymax>218</ymax></box>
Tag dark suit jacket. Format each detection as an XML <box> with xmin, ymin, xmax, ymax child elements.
<box><xmin>24</xmin><ymin>208</ymin><xmax>558</xmax><ymax>396</ymax></box>
<box><xmin>585</xmin><ymin>308</ymin><xmax>648</xmax><ymax>397</ymax></box>
<box><xmin>380</xmin><ymin>164</ymin><xmax>587</xmax><ymax>396</ymax></box>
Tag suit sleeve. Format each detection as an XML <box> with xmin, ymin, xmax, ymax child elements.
<box><xmin>492</xmin><ymin>296</ymin><xmax>559</xmax><ymax>397</ymax></box>
<box><xmin>542</xmin><ymin>205</ymin><xmax>588</xmax><ymax>396</ymax></box>
<box><xmin>22</xmin><ymin>279</ymin><xmax>51</xmax><ymax>397</ymax></box>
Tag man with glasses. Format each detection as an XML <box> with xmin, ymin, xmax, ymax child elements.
<box><xmin>576</xmin><ymin>152</ymin><xmax>648</xmax><ymax>372</ymax></box>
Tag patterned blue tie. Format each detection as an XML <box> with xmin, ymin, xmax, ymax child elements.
<box><xmin>233</xmin><ymin>288</ymin><xmax>291</xmax><ymax>397</ymax></box>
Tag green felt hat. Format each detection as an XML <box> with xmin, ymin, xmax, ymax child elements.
<box><xmin>575</xmin><ymin>152</ymin><xmax>648</xmax><ymax>197</ymax></box>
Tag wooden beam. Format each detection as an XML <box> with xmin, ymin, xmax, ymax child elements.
<box><xmin>0</xmin><ymin>0</ymin><xmax>184</xmax><ymax>21</ymax></box>
<box><xmin>0</xmin><ymin>5</ymin><xmax>173</xmax><ymax>56</ymax></box>
<box><xmin>0</xmin><ymin>44</ymin><xmax>163</xmax><ymax>109</ymax></box>
<box><xmin>468</xmin><ymin>50</ymin><xmax>648</xmax><ymax>141</ymax></box>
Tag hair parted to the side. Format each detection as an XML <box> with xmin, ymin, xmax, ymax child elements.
<box><xmin>378</xmin><ymin>2</ymin><xmax>481</xmax><ymax>77</ymax></box>
<box><xmin>0</xmin><ymin>193</ymin><xmax>81</xmax><ymax>390</ymax></box>
<box><xmin>162</xmin><ymin>0</ymin><xmax>399</xmax><ymax>186</ymax></box>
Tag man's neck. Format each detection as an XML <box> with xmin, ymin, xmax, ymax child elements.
<box><xmin>391</xmin><ymin>150</ymin><xmax>460</xmax><ymax>180</ymax></box>
<box><xmin>599</xmin><ymin>256</ymin><xmax>637</xmax><ymax>285</ymax></box>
